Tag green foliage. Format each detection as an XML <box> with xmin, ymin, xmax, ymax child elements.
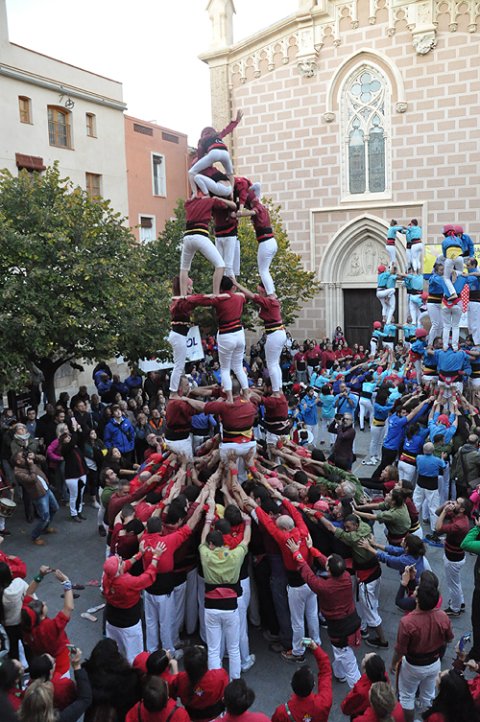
<box><xmin>0</xmin><ymin>164</ymin><xmax>169</xmax><ymax>394</ymax></box>
<box><xmin>147</xmin><ymin>197</ymin><xmax>319</xmax><ymax>331</ymax></box>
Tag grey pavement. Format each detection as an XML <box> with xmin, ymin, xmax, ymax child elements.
<box><xmin>1</xmin><ymin>425</ymin><xmax>475</xmax><ymax>720</ymax></box>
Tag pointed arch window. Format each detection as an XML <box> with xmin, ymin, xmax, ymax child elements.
<box><xmin>342</xmin><ymin>65</ymin><xmax>390</xmax><ymax>197</ymax></box>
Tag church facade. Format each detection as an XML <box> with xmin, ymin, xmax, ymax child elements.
<box><xmin>201</xmin><ymin>0</ymin><xmax>480</xmax><ymax>344</ymax></box>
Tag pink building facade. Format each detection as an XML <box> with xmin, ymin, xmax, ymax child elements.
<box><xmin>125</xmin><ymin>115</ymin><xmax>189</xmax><ymax>242</ymax></box>
<box><xmin>201</xmin><ymin>0</ymin><xmax>480</xmax><ymax>344</ymax></box>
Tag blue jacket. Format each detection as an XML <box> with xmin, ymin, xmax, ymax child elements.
<box><xmin>96</xmin><ymin>378</ymin><xmax>113</xmax><ymax>396</ymax></box>
<box><xmin>373</xmin><ymin>401</ymin><xmax>393</xmax><ymax>422</ymax></box>
<box><xmin>376</xmin><ymin>546</ymin><xmax>430</xmax><ymax>580</ymax></box>
<box><xmin>300</xmin><ymin>396</ymin><xmax>320</xmax><ymax>425</ymax></box>
<box><xmin>416</xmin><ymin>453</ymin><xmax>446</xmax><ymax>477</ymax></box>
<box><xmin>387</xmin><ymin>224</ymin><xmax>403</xmax><ymax>240</ymax></box>
<box><xmin>410</xmin><ymin>339</ymin><xmax>427</xmax><ymax>356</ymax></box>
<box><xmin>334</xmin><ymin>392</ymin><xmax>358</xmax><ymax>414</ymax></box>
<box><xmin>377</xmin><ymin>271</ymin><xmax>390</xmax><ymax>288</ymax></box>
<box><xmin>442</xmin><ymin>235</ymin><xmax>463</xmax><ymax>254</ymax></box>
<box><xmin>461</xmin><ymin>233</ymin><xmax>474</xmax><ymax>257</ymax></box>
<box><xmin>467</xmin><ymin>272</ymin><xmax>480</xmax><ymax>292</ymax></box>
<box><xmin>403</xmin><ymin>324</ymin><xmax>416</xmax><ymax>341</ymax></box>
<box><xmin>404</xmin><ymin>226</ymin><xmax>422</xmax><ymax>243</ymax></box>
<box><xmin>428</xmin><ymin>412</ymin><xmax>456</xmax><ymax>444</ymax></box>
<box><xmin>125</xmin><ymin>375</ymin><xmax>142</xmax><ymax>391</ymax></box>
<box><xmin>404</xmin><ymin>274</ymin><xmax>424</xmax><ymax>293</ymax></box>
<box><xmin>104</xmin><ymin>416</ymin><xmax>135</xmax><ymax>453</ymax></box>
<box><xmin>428</xmin><ymin>274</ymin><xmax>445</xmax><ymax>297</ymax></box>
<box><xmin>386</xmin><ymin>274</ymin><xmax>397</xmax><ymax>290</ymax></box>
<box><xmin>441</xmin><ymin>274</ymin><xmax>468</xmax><ymax>299</ymax></box>
<box><xmin>383</xmin><ymin>414</ymin><xmax>409</xmax><ymax>451</ymax></box>
<box><xmin>433</xmin><ymin>348</ymin><xmax>471</xmax><ymax>376</ymax></box>
<box><xmin>403</xmin><ymin>426</ymin><xmax>429</xmax><ymax>455</ymax></box>
<box><xmin>382</xmin><ymin>323</ymin><xmax>398</xmax><ymax>340</ymax></box>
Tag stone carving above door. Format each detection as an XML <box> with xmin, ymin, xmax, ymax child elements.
<box><xmin>343</xmin><ymin>238</ymin><xmax>389</xmax><ymax>279</ymax></box>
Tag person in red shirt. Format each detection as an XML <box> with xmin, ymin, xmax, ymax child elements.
<box><xmin>242</xmin><ymin>197</ymin><xmax>277</xmax><ymax>295</ymax></box>
<box><xmin>28</xmin><ymin>653</ymin><xmax>77</xmax><ymax>710</ymax></box>
<box><xmin>234</xmin><ymin>175</ymin><xmax>261</xmax><ymax>214</ymax></box>
<box><xmin>141</xmin><ymin>488</ymin><xmax>207</xmax><ymax>656</ymax></box>
<box><xmin>287</xmin><ymin>541</ymin><xmax>361</xmax><ymax>687</ymax></box>
<box><xmin>293</xmin><ymin>346</ymin><xmax>308</xmax><ymax>384</ymax></box>
<box><xmin>261</xmin><ymin>386</ymin><xmax>290</xmax><ymax>450</ymax></box>
<box><xmin>21</xmin><ymin>569</ymin><xmax>74</xmax><ymax>677</ymax></box>
<box><xmin>341</xmin><ymin>653</ymin><xmax>389</xmax><ymax>719</ymax></box>
<box><xmin>203</xmin><ymin>381</ymin><xmax>258</xmax><ymax>464</ymax></box>
<box><xmin>179</xmin><ymin>194</ymin><xmax>237</xmax><ymax>296</ymax></box>
<box><xmin>234</xmin><ymin>279</ymin><xmax>286</xmax><ymax>392</ymax></box>
<box><xmin>221</xmin><ymin>678</ymin><xmax>270</xmax><ymax>722</ymax></box>
<box><xmin>133</xmin><ymin>648</ymin><xmax>179</xmax><ymax>697</ymax></box>
<box><xmin>355</xmin><ymin>681</ymin><xmax>405</xmax><ymax>722</ymax></box>
<box><xmin>321</xmin><ymin>343</ymin><xmax>337</xmax><ymax>370</ymax></box>
<box><xmin>102</xmin><ymin>542</ymin><xmax>166</xmax><ymax>664</ymax></box>
<box><xmin>271</xmin><ymin>641</ymin><xmax>332</xmax><ymax>722</ymax></box>
<box><xmin>174</xmin><ymin>644</ymin><xmax>228</xmax><ymax>722</ymax></box>
<box><xmin>126</xmin><ymin>676</ymin><xmax>189</xmax><ymax>722</ymax></box>
<box><xmin>212</xmin><ymin>200</ymin><xmax>239</xmax><ymax>279</ymax></box>
<box><xmin>109</xmin><ymin>503</ymin><xmax>144</xmax><ymax>558</ymax></box>
<box><xmin>188</xmin><ymin>112</ymin><xmax>242</xmax><ymax>194</ymax></box>
<box><xmin>245</xmin><ymin>492</ymin><xmax>320</xmax><ymax>663</ymax></box>
<box><xmin>435</xmin><ymin>497</ymin><xmax>472</xmax><ymax>616</ymax></box>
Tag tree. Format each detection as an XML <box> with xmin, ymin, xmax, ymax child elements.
<box><xmin>0</xmin><ymin>165</ymin><xmax>169</xmax><ymax>402</ymax></box>
<box><xmin>146</xmin><ymin>198</ymin><xmax>319</xmax><ymax>330</ymax></box>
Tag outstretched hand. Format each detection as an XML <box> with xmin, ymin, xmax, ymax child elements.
<box><xmin>286</xmin><ymin>537</ymin><xmax>300</xmax><ymax>554</ymax></box>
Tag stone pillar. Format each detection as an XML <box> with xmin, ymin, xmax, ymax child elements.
<box><xmin>207</xmin><ymin>0</ymin><xmax>235</xmax><ymax>50</ymax></box>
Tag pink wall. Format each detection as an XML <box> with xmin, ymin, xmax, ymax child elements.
<box><xmin>125</xmin><ymin>115</ymin><xmax>189</xmax><ymax>241</ymax></box>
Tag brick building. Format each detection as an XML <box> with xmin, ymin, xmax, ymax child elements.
<box><xmin>201</xmin><ymin>0</ymin><xmax>480</xmax><ymax>344</ymax></box>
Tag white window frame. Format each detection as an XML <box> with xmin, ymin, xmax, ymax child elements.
<box><xmin>138</xmin><ymin>214</ymin><xmax>156</xmax><ymax>243</ymax></box>
<box><xmin>151</xmin><ymin>152</ymin><xmax>166</xmax><ymax>197</ymax></box>
<box><xmin>339</xmin><ymin>61</ymin><xmax>392</xmax><ymax>203</ymax></box>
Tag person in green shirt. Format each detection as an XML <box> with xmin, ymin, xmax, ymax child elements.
<box><xmin>318</xmin><ymin>513</ymin><xmax>388</xmax><ymax>650</ymax></box>
<box><xmin>461</xmin><ymin>517</ymin><xmax>480</xmax><ymax>659</ymax></box>
<box><xmin>354</xmin><ymin>489</ymin><xmax>411</xmax><ymax>544</ymax></box>
<box><xmin>199</xmin><ymin>489</ymin><xmax>251</xmax><ymax>680</ymax></box>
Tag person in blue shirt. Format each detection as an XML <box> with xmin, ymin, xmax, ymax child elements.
<box><xmin>409</xmin><ymin>327</ymin><xmax>428</xmax><ymax>385</ymax></box>
<box><xmin>318</xmin><ymin>384</ymin><xmax>336</xmax><ymax>445</ymax></box>
<box><xmin>402</xmin><ymin>319</ymin><xmax>416</xmax><ymax>348</ymax></box>
<box><xmin>103</xmin><ymin>404</ymin><xmax>136</xmax><ymax>463</ymax></box>
<box><xmin>386</xmin><ymin>219</ymin><xmax>404</xmax><ymax>269</ymax></box>
<box><xmin>299</xmin><ymin>387</ymin><xmax>321</xmax><ymax>445</ymax></box>
<box><xmin>397</xmin><ymin>422</ymin><xmax>430</xmax><ymax>483</ymax></box>
<box><xmin>466</xmin><ymin>258</ymin><xmax>480</xmax><ymax>344</ymax></box>
<box><xmin>401</xmin><ymin>271</ymin><xmax>424</xmax><ymax>327</ymax></box>
<box><xmin>441</xmin><ymin>224</ymin><xmax>465</xmax><ymax>300</ymax></box>
<box><xmin>358</xmin><ymin>372</ymin><xmax>376</xmax><ymax>431</ymax></box>
<box><xmin>334</xmin><ymin>382</ymin><xmax>358</xmax><ymax>416</ymax></box>
<box><xmin>378</xmin><ymin>322</ymin><xmax>399</xmax><ymax>350</ymax></box>
<box><xmin>371</xmin><ymin>395</ymin><xmax>428</xmax><ymax>480</ymax></box>
<box><xmin>413</xmin><ymin>442</ymin><xmax>447</xmax><ymax>535</ymax></box>
<box><xmin>455</xmin><ymin>224</ymin><xmax>475</xmax><ymax>258</ymax></box>
<box><xmin>364</xmin><ymin>388</ymin><xmax>394</xmax><ymax>465</ymax></box>
<box><xmin>427</xmin><ymin>262</ymin><xmax>446</xmax><ymax>345</ymax></box>
<box><xmin>376</xmin><ymin>264</ymin><xmax>397</xmax><ymax>322</ymax></box>
<box><xmin>402</xmin><ymin>219</ymin><xmax>423</xmax><ymax>273</ymax></box>
<box><xmin>370</xmin><ymin>321</ymin><xmax>384</xmax><ymax>356</ymax></box>
<box><xmin>427</xmin><ymin>346</ymin><xmax>471</xmax><ymax>395</ymax></box>
<box><xmin>359</xmin><ymin>532</ymin><xmax>430</xmax><ymax>581</ymax></box>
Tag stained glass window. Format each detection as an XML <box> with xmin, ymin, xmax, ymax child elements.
<box><xmin>343</xmin><ymin>65</ymin><xmax>389</xmax><ymax>195</ymax></box>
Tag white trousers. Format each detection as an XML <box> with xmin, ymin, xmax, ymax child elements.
<box><xmin>194</xmin><ymin>174</ymin><xmax>232</xmax><ymax>197</ymax></box>
<box><xmin>205</xmin><ymin>607</ymin><xmax>241</xmax><ymax>680</ymax></box>
<box><xmin>439</xmin><ymin>464</ymin><xmax>451</xmax><ymax>505</ymax></box>
<box><xmin>359</xmin><ymin>398</ymin><xmax>373</xmax><ymax>430</ymax></box>
<box><xmin>408</xmin><ymin>296</ymin><xmax>423</xmax><ymax>326</ymax></box>
<box><xmin>398</xmin><ymin>657</ymin><xmax>440</xmax><ymax>712</ymax></box>
<box><xmin>197</xmin><ymin>575</ymin><xmax>206</xmax><ymax>642</ymax></box>
<box><xmin>320</xmin><ymin>418</ymin><xmax>335</xmax><ymax>445</ymax></box>
<box><xmin>469</xmin><ymin>302</ymin><xmax>480</xmax><ymax>344</ymax></box>
<box><xmin>410</xmin><ymin>243</ymin><xmax>423</xmax><ymax>273</ymax></box>
<box><xmin>217</xmin><ymin>330</ymin><xmax>248</xmax><ymax>391</ymax></box>
<box><xmin>369</xmin><ymin>425</ymin><xmax>385</xmax><ymax>460</ymax></box>
<box><xmin>370</xmin><ymin>339</ymin><xmax>378</xmax><ymax>356</ymax></box>
<box><xmin>165</xmin><ymin>437</ymin><xmax>193</xmax><ymax>461</ymax></box>
<box><xmin>265</xmin><ymin>329</ymin><xmax>287</xmax><ymax>392</ymax></box>
<box><xmin>385</xmin><ymin>245</ymin><xmax>396</xmax><ymax>266</ymax></box>
<box><xmin>376</xmin><ymin>288</ymin><xmax>396</xmax><ymax>322</ymax></box>
<box><xmin>180</xmin><ymin>233</ymin><xmax>224</xmax><ymax>271</ymax></box>
<box><xmin>443</xmin><ymin>256</ymin><xmax>464</xmax><ymax>296</ymax></box>
<box><xmin>238</xmin><ymin>577</ymin><xmax>251</xmax><ymax>666</ymax></box>
<box><xmin>443</xmin><ymin>556</ymin><xmax>465</xmax><ymax>612</ymax></box>
<box><xmin>332</xmin><ymin>645</ymin><xmax>361</xmax><ymax>688</ymax></box>
<box><xmin>185</xmin><ymin>568</ymin><xmax>199</xmax><ymax>636</ymax></box>
<box><xmin>173</xmin><ymin>581</ymin><xmax>187</xmax><ymax>645</ymax></box>
<box><xmin>427</xmin><ymin>303</ymin><xmax>443</xmax><ymax>344</ymax></box>
<box><xmin>257</xmin><ymin>238</ymin><xmax>278</xmax><ymax>295</ymax></box>
<box><xmin>189</xmin><ymin>148</ymin><xmax>233</xmax><ymax>177</ymax></box>
<box><xmin>215</xmin><ymin>235</ymin><xmax>237</xmax><ymax>277</ymax></box>
<box><xmin>144</xmin><ymin>591</ymin><xmax>176</xmax><ymax>653</ymax></box>
<box><xmin>441</xmin><ymin>303</ymin><xmax>462</xmax><ymax>349</ymax></box>
<box><xmin>106</xmin><ymin>620</ymin><xmax>143</xmax><ymax>665</ymax></box>
<box><xmin>412</xmin><ymin>486</ymin><xmax>439</xmax><ymax>531</ymax></box>
<box><xmin>357</xmin><ymin>577</ymin><xmax>382</xmax><ymax>628</ymax></box>
<box><xmin>287</xmin><ymin>583</ymin><xmax>320</xmax><ymax>656</ymax></box>
<box><xmin>168</xmin><ymin>330</ymin><xmax>188</xmax><ymax>393</ymax></box>
<box><xmin>65</xmin><ymin>474</ymin><xmax>86</xmax><ymax>517</ymax></box>
<box><xmin>397</xmin><ymin>461</ymin><xmax>417</xmax><ymax>484</ymax></box>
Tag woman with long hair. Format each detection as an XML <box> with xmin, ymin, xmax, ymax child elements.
<box><xmin>355</xmin><ymin>681</ymin><xmax>404</xmax><ymax>721</ymax></box>
<box><xmin>422</xmin><ymin>669</ymin><xmax>480</xmax><ymax>722</ymax></box>
<box><xmin>174</xmin><ymin>645</ymin><xmax>228</xmax><ymax>722</ymax></box>
<box><xmin>341</xmin><ymin>654</ymin><xmax>388</xmax><ymax>720</ymax></box>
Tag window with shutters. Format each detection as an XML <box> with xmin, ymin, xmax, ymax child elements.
<box><xmin>85</xmin><ymin>172</ymin><xmax>102</xmax><ymax>198</ymax></box>
<box><xmin>19</xmin><ymin>96</ymin><xmax>32</xmax><ymax>124</ymax></box>
<box><xmin>86</xmin><ymin>113</ymin><xmax>97</xmax><ymax>137</ymax></box>
<box><xmin>152</xmin><ymin>153</ymin><xmax>166</xmax><ymax>197</ymax></box>
<box><xmin>341</xmin><ymin>64</ymin><xmax>391</xmax><ymax>199</ymax></box>
<box><xmin>139</xmin><ymin>215</ymin><xmax>156</xmax><ymax>243</ymax></box>
<box><xmin>48</xmin><ymin>106</ymin><xmax>72</xmax><ymax>148</ymax></box>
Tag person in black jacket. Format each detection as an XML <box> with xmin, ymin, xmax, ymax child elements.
<box><xmin>59</xmin><ymin>431</ymin><xmax>87</xmax><ymax>523</ymax></box>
